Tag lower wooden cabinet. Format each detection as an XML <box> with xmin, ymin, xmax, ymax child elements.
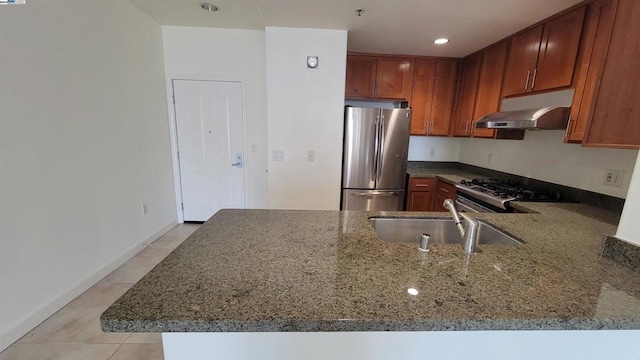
<box><xmin>406</xmin><ymin>178</ymin><xmax>457</xmax><ymax>211</ymax></box>
<box><xmin>407</xmin><ymin>178</ymin><xmax>435</xmax><ymax>211</ymax></box>
<box><xmin>433</xmin><ymin>180</ymin><xmax>457</xmax><ymax>210</ymax></box>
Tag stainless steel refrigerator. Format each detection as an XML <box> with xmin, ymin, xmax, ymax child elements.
<box><xmin>341</xmin><ymin>106</ymin><xmax>411</xmax><ymax>211</ymax></box>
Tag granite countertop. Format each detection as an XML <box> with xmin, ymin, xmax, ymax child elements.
<box><xmin>101</xmin><ymin>202</ymin><xmax>640</xmax><ymax>333</ymax></box>
<box><xmin>406</xmin><ymin>167</ymin><xmax>480</xmax><ymax>184</ymax></box>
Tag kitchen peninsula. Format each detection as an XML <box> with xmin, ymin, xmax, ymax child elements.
<box><xmin>101</xmin><ymin>199</ymin><xmax>640</xmax><ymax>359</ymax></box>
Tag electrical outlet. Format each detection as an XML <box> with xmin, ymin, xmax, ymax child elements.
<box><xmin>487</xmin><ymin>153</ymin><xmax>493</xmax><ymax>164</ymax></box>
<box><xmin>272</xmin><ymin>150</ymin><xmax>284</xmax><ymax>161</ymax></box>
<box><xmin>604</xmin><ymin>170</ymin><xmax>624</xmax><ymax>187</ymax></box>
<box><xmin>429</xmin><ymin>148</ymin><xmax>436</xmax><ymax>157</ymax></box>
<box><xmin>307</xmin><ymin>150</ymin><xmax>315</xmax><ymax>162</ymax></box>
<box><xmin>141</xmin><ymin>203</ymin><xmax>148</xmax><ymax>215</ymax></box>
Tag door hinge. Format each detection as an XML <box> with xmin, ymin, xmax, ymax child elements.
<box><xmin>181</xmin><ymin>203</ymin><xmax>184</xmax><ymax>210</ymax></box>
<box><xmin>177</xmin><ymin>151</ymin><xmax>180</xmax><ymax>160</ymax></box>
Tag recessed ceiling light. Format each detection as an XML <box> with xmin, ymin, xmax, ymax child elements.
<box><xmin>434</xmin><ymin>38</ymin><xmax>449</xmax><ymax>45</ymax></box>
<box><xmin>200</xmin><ymin>3</ymin><xmax>218</xmax><ymax>12</ymax></box>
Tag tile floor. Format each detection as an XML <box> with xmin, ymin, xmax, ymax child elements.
<box><xmin>0</xmin><ymin>223</ymin><xmax>201</xmax><ymax>360</ymax></box>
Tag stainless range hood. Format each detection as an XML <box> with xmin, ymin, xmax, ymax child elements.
<box><xmin>475</xmin><ymin>106</ymin><xmax>571</xmax><ymax>130</ymax></box>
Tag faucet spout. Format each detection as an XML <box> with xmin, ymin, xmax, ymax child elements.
<box><xmin>443</xmin><ymin>198</ymin><xmax>479</xmax><ymax>254</ymax></box>
<box><xmin>443</xmin><ymin>199</ymin><xmax>465</xmax><ymax>239</ymax></box>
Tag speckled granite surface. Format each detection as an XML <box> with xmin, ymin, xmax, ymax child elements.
<box><xmin>406</xmin><ymin>167</ymin><xmax>481</xmax><ymax>185</ymax></box>
<box><xmin>101</xmin><ymin>203</ymin><xmax>640</xmax><ymax>333</ymax></box>
<box><xmin>603</xmin><ymin>236</ymin><xmax>640</xmax><ymax>271</ymax></box>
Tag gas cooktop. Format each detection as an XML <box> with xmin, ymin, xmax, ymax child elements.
<box><xmin>455</xmin><ymin>178</ymin><xmax>565</xmax><ymax>211</ymax></box>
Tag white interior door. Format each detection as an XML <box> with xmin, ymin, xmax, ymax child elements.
<box><xmin>173</xmin><ymin>80</ymin><xmax>245</xmax><ymax>221</ymax></box>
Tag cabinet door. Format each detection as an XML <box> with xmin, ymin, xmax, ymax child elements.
<box><xmin>345</xmin><ymin>55</ymin><xmax>377</xmax><ymax>98</ymax></box>
<box><xmin>407</xmin><ymin>191</ymin><xmax>434</xmax><ymax>211</ymax></box>
<box><xmin>375</xmin><ymin>57</ymin><xmax>415</xmax><ymax>100</ymax></box>
<box><xmin>585</xmin><ymin>0</ymin><xmax>640</xmax><ymax>148</ymax></box>
<box><xmin>429</xmin><ymin>60</ymin><xmax>459</xmax><ymax>136</ymax></box>
<box><xmin>502</xmin><ymin>26</ymin><xmax>543</xmax><ymax>97</ymax></box>
<box><xmin>566</xmin><ymin>0</ymin><xmax>614</xmax><ymax>143</ymax></box>
<box><xmin>473</xmin><ymin>42</ymin><xmax>509</xmax><ymax>138</ymax></box>
<box><xmin>534</xmin><ymin>7</ymin><xmax>586</xmax><ymax>92</ymax></box>
<box><xmin>452</xmin><ymin>53</ymin><xmax>482</xmax><ymax>137</ymax></box>
<box><xmin>410</xmin><ymin>59</ymin><xmax>437</xmax><ymax>135</ymax></box>
<box><xmin>432</xmin><ymin>193</ymin><xmax>449</xmax><ymax>212</ymax></box>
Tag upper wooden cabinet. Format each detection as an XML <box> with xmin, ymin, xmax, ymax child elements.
<box><xmin>345</xmin><ymin>55</ymin><xmax>377</xmax><ymax>98</ymax></box>
<box><xmin>452</xmin><ymin>53</ymin><xmax>482</xmax><ymax>137</ymax></box>
<box><xmin>345</xmin><ymin>54</ymin><xmax>415</xmax><ymax>100</ymax></box>
<box><xmin>410</xmin><ymin>59</ymin><xmax>458</xmax><ymax>136</ymax></box>
<box><xmin>502</xmin><ymin>7</ymin><xmax>586</xmax><ymax>97</ymax></box>
<box><xmin>566</xmin><ymin>0</ymin><xmax>615</xmax><ymax>144</ymax></box>
<box><xmin>581</xmin><ymin>0</ymin><xmax>640</xmax><ymax>149</ymax></box>
<box><xmin>376</xmin><ymin>56</ymin><xmax>415</xmax><ymax>100</ymax></box>
<box><xmin>472</xmin><ymin>42</ymin><xmax>509</xmax><ymax>138</ymax></box>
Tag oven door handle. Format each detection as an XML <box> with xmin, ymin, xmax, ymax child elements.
<box><xmin>455</xmin><ymin>196</ymin><xmax>498</xmax><ymax>213</ymax></box>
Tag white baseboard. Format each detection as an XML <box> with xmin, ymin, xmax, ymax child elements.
<box><xmin>0</xmin><ymin>220</ymin><xmax>178</xmax><ymax>352</ymax></box>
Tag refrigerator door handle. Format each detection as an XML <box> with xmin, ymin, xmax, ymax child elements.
<box><xmin>352</xmin><ymin>191</ymin><xmax>399</xmax><ymax>197</ymax></box>
<box><xmin>377</xmin><ymin>114</ymin><xmax>385</xmax><ymax>181</ymax></box>
<box><xmin>372</xmin><ymin>114</ymin><xmax>381</xmax><ymax>184</ymax></box>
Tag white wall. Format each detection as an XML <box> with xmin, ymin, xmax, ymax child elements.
<box><xmin>265</xmin><ymin>27</ymin><xmax>348</xmax><ymax>210</ymax></box>
<box><xmin>409</xmin><ymin>137</ymin><xmax>461</xmax><ymax>162</ymax></box>
<box><xmin>162</xmin><ymin>26</ymin><xmax>268</xmax><ymax>208</ymax></box>
<box><xmin>616</xmin><ymin>153</ymin><xmax>640</xmax><ymax>245</ymax></box>
<box><xmin>458</xmin><ymin>132</ymin><xmax>638</xmax><ymax>198</ymax></box>
<box><xmin>0</xmin><ymin>0</ymin><xmax>176</xmax><ymax>351</ymax></box>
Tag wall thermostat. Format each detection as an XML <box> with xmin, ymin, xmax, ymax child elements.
<box><xmin>307</xmin><ymin>56</ymin><xmax>319</xmax><ymax>69</ymax></box>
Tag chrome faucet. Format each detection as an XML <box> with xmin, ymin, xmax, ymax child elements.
<box><xmin>443</xmin><ymin>199</ymin><xmax>479</xmax><ymax>253</ymax></box>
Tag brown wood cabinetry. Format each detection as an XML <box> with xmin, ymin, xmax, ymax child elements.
<box><xmin>410</xmin><ymin>59</ymin><xmax>458</xmax><ymax>136</ymax></box>
<box><xmin>407</xmin><ymin>178</ymin><xmax>435</xmax><ymax>211</ymax></box>
<box><xmin>582</xmin><ymin>0</ymin><xmax>640</xmax><ymax>149</ymax></box>
<box><xmin>346</xmin><ymin>54</ymin><xmax>415</xmax><ymax>101</ymax></box>
<box><xmin>452</xmin><ymin>53</ymin><xmax>482</xmax><ymax>137</ymax></box>
<box><xmin>432</xmin><ymin>180</ymin><xmax>457</xmax><ymax>212</ymax></box>
<box><xmin>376</xmin><ymin>56</ymin><xmax>416</xmax><ymax>100</ymax></box>
<box><xmin>406</xmin><ymin>178</ymin><xmax>457</xmax><ymax>211</ymax></box>
<box><xmin>410</xmin><ymin>59</ymin><xmax>437</xmax><ymax>135</ymax></box>
<box><xmin>472</xmin><ymin>42</ymin><xmax>508</xmax><ymax>138</ymax></box>
<box><xmin>345</xmin><ymin>55</ymin><xmax>377</xmax><ymax>98</ymax></box>
<box><xmin>566</xmin><ymin>0</ymin><xmax>615</xmax><ymax>143</ymax></box>
<box><xmin>502</xmin><ymin>7</ymin><xmax>586</xmax><ymax>97</ymax></box>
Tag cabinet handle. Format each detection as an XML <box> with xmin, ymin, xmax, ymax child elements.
<box><xmin>415</xmin><ymin>184</ymin><xmax>431</xmax><ymax>187</ymax></box>
<box><xmin>439</xmin><ymin>188</ymin><xmax>450</xmax><ymax>193</ymax></box>
<box><xmin>430</xmin><ymin>121</ymin><xmax>435</xmax><ymax>134</ymax></box>
<box><xmin>531</xmin><ymin>68</ymin><xmax>538</xmax><ymax>89</ymax></box>
<box><xmin>525</xmin><ymin>70</ymin><xmax>531</xmax><ymax>90</ymax></box>
<box><xmin>466</xmin><ymin>121</ymin><xmax>471</xmax><ymax>135</ymax></box>
<box><xmin>374</xmin><ymin>82</ymin><xmax>379</xmax><ymax>96</ymax></box>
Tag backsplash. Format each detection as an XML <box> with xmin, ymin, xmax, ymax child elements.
<box><xmin>458</xmin><ymin>131</ymin><xmax>638</xmax><ymax>199</ymax></box>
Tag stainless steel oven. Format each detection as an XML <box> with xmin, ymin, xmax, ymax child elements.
<box><xmin>455</xmin><ymin>195</ymin><xmax>499</xmax><ymax>213</ymax></box>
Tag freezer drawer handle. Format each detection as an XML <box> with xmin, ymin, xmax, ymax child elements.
<box><xmin>352</xmin><ymin>192</ymin><xmax>399</xmax><ymax>197</ymax></box>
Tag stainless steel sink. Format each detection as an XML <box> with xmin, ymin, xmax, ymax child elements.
<box><xmin>369</xmin><ymin>217</ymin><xmax>522</xmax><ymax>246</ymax></box>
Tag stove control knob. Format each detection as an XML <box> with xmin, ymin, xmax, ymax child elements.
<box><xmin>493</xmin><ymin>191</ymin><xmax>501</xmax><ymax>196</ymax></box>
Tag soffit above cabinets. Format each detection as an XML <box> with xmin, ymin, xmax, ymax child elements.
<box><xmin>129</xmin><ymin>0</ymin><xmax>583</xmax><ymax>58</ymax></box>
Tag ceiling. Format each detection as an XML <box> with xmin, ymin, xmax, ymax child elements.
<box><xmin>129</xmin><ymin>0</ymin><xmax>584</xmax><ymax>58</ymax></box>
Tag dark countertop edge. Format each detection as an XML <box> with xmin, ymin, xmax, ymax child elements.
<box><xmin>101</xmin><ymin>318</ymin><xmax>640</xmax><ymax>333</ymax></box>
<box><xmin>603</xmin><ymin>235</ymin><xmax>640</xmax><ymax>272</ymax></box>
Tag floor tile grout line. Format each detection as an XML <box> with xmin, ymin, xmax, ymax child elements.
<box><xmin>107</xmin><ymin>342</ymin><xmax>126</xmax><ymax>360</ymax></box>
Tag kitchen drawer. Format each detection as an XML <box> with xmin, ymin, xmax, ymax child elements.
<box><xmin>409</xmin><ymin>178</ymin><xmax>435</xmax><ymax>191</ymax></box>
<box><xmin>435</xmin><ymin>179</ymin><xmax>457</xmax><ymax>198</ymax></box>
